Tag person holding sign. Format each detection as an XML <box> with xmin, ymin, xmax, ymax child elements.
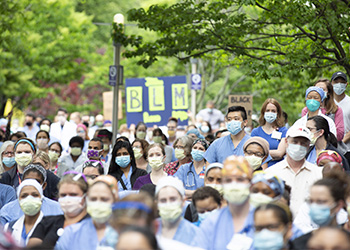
<box><xmin>204</xmin><ymin>106</ymin><xmax>250</xmax><ymax>164</ymax></box>
<box><xmin>251</xmin><ymin>98</ymin><xmax>288</xmax><ymax>167</ymax></box>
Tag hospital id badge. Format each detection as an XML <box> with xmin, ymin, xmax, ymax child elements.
<box><xmin>226</xmin><ymin>233</ymin><xmax>253</xmax><ymax>250</ymax></box>
<box><xmin>271</xmin><ymin>130</ymin><xmax>282</xmax><ymax>140</ymax></box>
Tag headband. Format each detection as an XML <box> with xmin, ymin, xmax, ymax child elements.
<box><xmin>23</xmin><ymin>164</ymin><xmax>47</xmax><ymax>182</ymax></box>
<box><xmin>15</xmin><ymin>139</ymin><xmax>35</xmax><ymax>152</ymax></box>
<box><xmin>112</xmin><ymin>201</ymin><xmax>152</xmax><ymax>213</ymax></box>
<box><xmin>193</xmin><ymin>138</ymin><xmax>209</xmax><ymax>150</ymax></box>
<box><xmin>316</xmin><ymin>150</ymin><xmax>343</xmax><ymax>166</ymax></box>
<box><xmin>252</xmin><ymin>171</ymin><xmax>285</xmax><ymax>197</ymax></box>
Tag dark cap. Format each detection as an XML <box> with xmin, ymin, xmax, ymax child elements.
<box><xmin>331</xmin><ymin>71</ymin><xmax>347</xmax><ymax>82</ymax></box>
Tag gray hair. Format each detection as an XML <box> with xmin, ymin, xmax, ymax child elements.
<box><xmin>173</xmin><ymin>136</ymin><xmax>194</xmax><ymax>156</ymax></box>
<box><xmin>0</xmin><ymin>141</ymin><xmax>15</xmax><ymax>174</ymax></box>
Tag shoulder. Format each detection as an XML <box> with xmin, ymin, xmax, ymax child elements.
<box><xmin>210</xmin><ymin>135</ymin><xmax>229</xmax><ymax>147</ymax></box>
<box><xmin>265</xmin><ymin>159</ymin><xmax>287</xmax><ymax>172</ymax></box>
<box><xmin>1</xmin><ymin>199</ymin><xmax>18</xmax><ymax>211</ymax></box>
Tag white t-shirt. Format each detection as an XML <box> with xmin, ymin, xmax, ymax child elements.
<box><xmin>335</xmin><ymin>95</ymin><xmax>350</xmax><ymax>145</ymax></box>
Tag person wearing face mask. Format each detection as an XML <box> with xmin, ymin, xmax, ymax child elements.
<box><xmin>199</xmin><ymin>121</ymin><xmax>212</xmax><ymax>136</ymax></box>
<box><xmin>134</xmin><ymin>122</ymin><xmax>148</xmax><ymax>140</ymax></box>
<box><xmin>243</xmin><ymin>137</ymin><xmax>270</xmax><ymax>171</ymax></box>
<box><xmin>132</xmin><ymin>139</ymin><xmax>149</xmax><ymax>171</ymax></box>
<box><xmin>108</xmin><ymin>140</ymin><xmax>147</xmax><ymax>191</ymax></box>
<box><xmin>331</xmin><ymin>72</ymin><xmax>350</xmax><ymax>146</ymax></box>
<box><xmin>293</xmin><ymin>87</ymin><xmax>338</xmax><ymax>140</ymax></box>
<box><xmin>50</xmin><ymin>108</ymin><xmax>77</xmax><ymax>152</ymax></box>
<box><xmin>57</xmin><ymin>136</ymin><xmax>86</xmax><ymax>178</ymax></box>
<box><xmin>18</xmin><ymin>113</ymin><xmax>40</xmax><ymax>141</ymax></box>
<box><xmin>204</xmin><ymin>106</ymin><xmax>250</xmax><ymax>164</ymax></box>
<box><xmin>305</xmin><ymin>116</ymin><xmax>350</xmax><ymax>171</ymax></box>
<box><xmin>301</xmin><ymin>79</ymin><xmax>345</xmax><ymax>142</ymax></box>
<box><xmin>76</xmin><ymin>124</ymin><xmax>90</xmax><ymax>153</ymax></box>
<box><xmin>186</xmin><ymin>128</ymin><xmax>205</xmax><ymax>141</ymax></box>
<box><xmin>251</xmin><ymin>98</ymin><xmax>288</xmax><ymax>166</ymax></box>
<box><xmin>265</xmin><ymin>126</ymin><xmax>322</xmax><ymax>216</ymax></box>
<box><xmin>97</xmin><ymin>129</ymin><xmax>113</xmax><ymax>169</ymax></box>
<box><xmin>0</xmin><ymin>138</ymin><xmax>36</xmax><ymax>188</ymax></box>
<box><xmin>190</xmin><ymin>186</ymin><xmax>221</xmax><ymax>226</ymax></box>
<box><xmin>0</xmin><ymin>164</ymin><xmax>62</xmax><ymax>225</ymax></box>
<box><xmin>164</xmin><ymin>136</ymin><xmax>194</xmax><ymax>175</ymax></box>
<box><xmin>155</xmin><ymin>176</ymin><xmax>199</xmax><ymax>246</ymax></box>
<box><xmin>38</xmin><ymin>118</ymin><xmax>59</xmax><ymax>145</ymax></box>
<box><xmin>0</xmin><ymin>141</ymin><xmax>16</xmax><ymax>173</ymax></box>
<box><xmin>166</xmin><ymin>117</ymin><xmax>178</xmax><ymax>146</ymax></box>
<box><xmin>253</xmin><ymin>202</ymin><xmax>294</xmax><ymax>250</ymax></box>
<box><xmin>133</xmin><ymin>144</ymin><xmax>167</xmax><ymax>190</ymax></box>
<box><xmin>35</xmin><ymin>130</ymin><xmax>50</xmax><ymax>153</ymax></box>
<box><xmin>152</xmin><ymin>128</ymin><xmax>175</xmax><ymax>165</ymax></box>
<box><xmin>55</xmin><ymin>175</ymin><xmax>119</xmax><ymax>250</ymax></box>
<box><xmin>249</xmin><ymin>171</ymin><xmax>285</xmax><ymax>208</ymax></box>
<box><xmin>292</xmin><ymin>170</ymin><xmax>350</xmax><ymax>248</ymax></box>
<box><xmin>27</xmin><ymin>172</ymin><xmax>88</xmax><ymax>248</ymax></box>
<box><xmin>4</xmin><ymin>179</ymin><xmax>44</xmax><ymax>246</ymax></box>
<box><xmin>75</xmin><ymin>138</ymin><xmax>105</xmax><ymax>174</ymax></box>
<box><xmin>174</xmin><ymin>139</ymin><xmax>209</xmax><ymax>198</ymax></box>
<box><xmin>195</xmin><ymin>156</ymin><xmax>255</xmax><ymax>250</ymax></box>
<box><xmin>48</xmin><ymin>142</ymin><xmax>63</xmax><ymax>174</ymax></box>
<box><xmin>307</xmin><ymin>226</ymin><xmax>350</xmax><ymax>250</ymax></box>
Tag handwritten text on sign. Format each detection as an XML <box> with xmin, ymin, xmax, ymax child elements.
<box><xmin>126</xmin><ymin>76</ymin><xmax>188</xmax><ymax>126</ymax></box>
<box><xmin>228</xmin><ymin>95</ymin><xmax>253</xmax><ymax>127</ymax></box>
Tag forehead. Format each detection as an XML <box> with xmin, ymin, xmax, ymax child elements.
<box><xmin>137</xmin><ymin>125</ymin><xmax>146</xmax><ymax>130</ymax></box>
<box><xmin>88</xmin><ymin>183</ymin><xmax>112</xmax><ymax>197</ymax></box>
<box><xmin>167</xmin><ymin>121</ymin><xmax>177</xmax><ymax>127</ymax></box>
<box><xmin>117</xmin><ymin>147</ymin><xmax>129</xmax><ymax>154</ymax></box>
<box><xmin>158</xmin><ymin>186</ymin><xmax>181</xmax><ymax>199</ymax></box>
<box><xmin>246</xmin><ymin>143</ymin><xmax>264</xmax><ymax>153</ymax></box>
<box><xmin>196</xmin><ymin>197</ymin><xmax>217</xmax><ymax>208</ymax></box>
<box><xmin>315</xmin><ymin>82</ymin><xmax>327</xmax><ymax>90</ymax></box>
<box><xmin>288</xmin><ymin>136</ymin><xmax>309</xmax><ymax>144</ymax></box>
<box><xmin>57</xmin><ymin>111</ymin><xmax>66</xmax><ymax>116</ymax></box>
<box><xmin>266</xmin><ymin>103</ymin><xmax>277</xmax><ymax>110</ymax></box>
<box><xmin>83</xmin><ymin>167</ymin><xmax>99</xmax><ymax>175</ymax></box>
<box><xmin>148</xmin><ymin>146</ymin><xmax>162</xmax><ymax>154</ymax></box>
<box><xmin>193</xmin><ymin>142</ymin><xmax>204</xmax><ymax>148</ymax></box>
<box><xmin>254</xmin><ymin>210</ymin><xmax>279</xmax><ymax>225</ymax></box>
<box><xmin>133</xmin><ymin>141</ymin><xmax>142</xmax><ymax>147</ymax></box>
<box><xmin>307</xmin><ymin>91</ymin><xmax>320</xmax><ymax>97</ymax></box>
<box><xmin>59</xmin><ymin>183</ymin><xmax>83</xmax><ymax>193</ymax></box>
<box><xmin>16</xmin><ymin>143</ymin><xmax>33</xmax><ymax>152</ymax></box>
<box><xmin>50</xmin><ymin>144</ymin><xmax>61</xmax><ymax>151</ymax></box>
<box><xmin>310</xmin><ymin>185</ymin><xmax>332</xmax><ymax>200</ymax></box>
<box><xmin>252</xmin><ymin>182</ymin><xmax>273</xmax><ymax>192</ymax></box>
<box><xmin>5</xmin><ymin>145</ymin><xmax>14</xmax><ymax>151</ymax></box>
<box><xmin>20</xmin><ymin>185</ymin><xmax>39</xmax><ymax>195</ymax></box>
<box><xmin>89</xmin><ymin>141</ymin><xmax>101</xmax><ymax>148</ymax></box>
<box><xmin>37</xmin><ymin>132</ymin><xmax>48</xmax><ymax>137</ymax></box>
<box><xmin>24</xmin><ymin>171</ymin><xmax>43</xmax><ymax>182</ymax></box>
<box><xmin>227</xmin><ymin>111</ymin><xmax>242</xmax><ymax>119</ymax></box>
<box><xmin>206</xmin><ymin>168</ymin><xmax>222</xmax><ymax>177</ymax></box>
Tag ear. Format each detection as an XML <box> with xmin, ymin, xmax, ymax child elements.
<box><xmin>42</xmin><ymin>182</ymin><xmax>47</xmax><ymax>191</ymax></box>
<box><xmin>242</xmin><ymin>119</ymin><xmax>248</xmax><ymax>128</ymax></box>
<box><xmin>318</xmin><ymin>129</ymin><xmax>324</xmax><ymax>137</ymax></box>
<box><xmin>334</xmin><ymin>200</ymin><xmax>345</xmax><ymax>214</ymax></box>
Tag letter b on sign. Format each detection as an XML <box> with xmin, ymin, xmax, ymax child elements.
<box><xmin>127</xmin><ymin>87</ymin><xmax>142</xmax><ymax>112</ymax></box>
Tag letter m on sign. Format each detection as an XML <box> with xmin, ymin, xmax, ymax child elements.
<box><xmin>172</xmin><ymin>84</ymin><xmax>188</xmax><ymax>110</ymax></box>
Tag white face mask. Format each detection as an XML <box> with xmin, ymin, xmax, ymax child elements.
<box><xmin>158</xmin><ymin>202</ymin><xmax>183</xmax><ymax>223</ymax></box>
<box><xmin>223</xmin><ymin>182</ymin><xmax>250</xmax><ymax>205</ymax></box>
<box><xmin>333</xmin><ymin>83</ymin><xmax>347</xmax><ymax>96</ymax></box>
<box><xmin>249</xmin><ymin>192</ymin><xmax>273</xmax><ymax>208</ymax></box>
<box><xmin>286</xmin><ymin>143</ymin><xmax>307</xmax><ymax>161</ymax></box>
<box><xmin>245</xmin><ymin>155</ymin><xmax>263</xmax><ymax>170</ymax></box>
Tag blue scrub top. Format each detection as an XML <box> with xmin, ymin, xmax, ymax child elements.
<box><xmin>195</xmin><ymin>206</ymin><xmax>255</xmax><ymax>250</ymax></box>
<box><xmin>117</xmin><ymin>166</ymin><xmax>133</xmax><ymax>191</ymax></box>
<box><xmin>306</xmin><ymin>147</ymin><xmax>317</xmax><ymax>165</ymax></box>
<box><xmin>251</xmin><ymin>126</ymin><xmax>288</xmax><ymax>167</ymax></box>
<box><xmin>157</xmin><ymin>218</ymin><xmax>199</xmax><ymax>246</ymax></box>
<box><xmin>174</xmin><ymin>162</ymin><xmax>205</xmax><ymax>190</ymax></box>
<box><xmin>55</xmin><ymin>217</ymin><xmax>113</xmax><ymax>250</ymax></box>
<box><xmin>204</xmin><ymin>134</ymin><xmax>250</xmax><ymax>163</ymax></box>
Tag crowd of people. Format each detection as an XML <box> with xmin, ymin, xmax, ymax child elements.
<box><xmin>0</xmin><ymin>71</ymin><xmax>350</xmax><ymax>249</ymax></box>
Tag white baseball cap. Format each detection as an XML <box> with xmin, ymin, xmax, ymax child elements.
<box><xmin>286</xmin><ymin>126</ymin><xmax>311</xmax><ymax>141</ymax></box>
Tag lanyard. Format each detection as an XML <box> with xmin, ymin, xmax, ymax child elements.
<box><xmin>17</xmin><ymin>170</ymin><xmax>22</xmax><ymax>185</ymax></box>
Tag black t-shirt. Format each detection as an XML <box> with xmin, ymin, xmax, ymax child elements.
<box><xmin>31</xmin><ymin>215</ymin><xmax>65</xmax><ymax>247</ymax></box>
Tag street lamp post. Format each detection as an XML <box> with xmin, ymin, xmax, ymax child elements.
<box><xmin>112</xmin><ymin>14</ymin><xmax>124</xmax><ymax>143</ymax></box>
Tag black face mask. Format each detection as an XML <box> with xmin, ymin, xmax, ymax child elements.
<box><xmin>26</xmin><ymin>122</ymin><xmax>33</xmax><ymax>127</ymax></box>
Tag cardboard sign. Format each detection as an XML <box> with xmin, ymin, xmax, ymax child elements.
<box><xmin>228</xmin><ymin>95</ymin><xmax>253</xmax><ymax>126</ymax></box>
<box><xmin>103</xmin><ymin>91</ymin><xmax>123</xmax><ymax>121</ymax></box>
<box><xmin>125</xmin><ymin>76</ymin><xmax>188</xmax><ymax>126</ymax></box>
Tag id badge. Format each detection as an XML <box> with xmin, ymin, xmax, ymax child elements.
<box><xmin>226</xmin><ymin>233</ymin><xmax>253</xmax><ymax>250</ymax></box>
<box><xmin>271</xmin><ymin>131</ymin><xmax>282</xmax><ymax>140</ymax></box>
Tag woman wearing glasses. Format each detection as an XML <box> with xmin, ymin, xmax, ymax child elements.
<box><xmin>174</xmin><ymin>139</ymin><xmax>209</xmax><ymax>198</ymax></box>
<box><xmin>133</xmin><ymin>143</ymin><xmax>168</xmax><ymax>190</ymax></box>
<box><xmin>0</xmin><ymin>141</ymin><xmax>15</xmax><ymax>173</ymax></box>
<box><xmin>27</xmin><ymin>172</ymin><xmax>88</xmax><ymax>248</ymax></box>
<box><xmin>253</xmin><ymin>202</ymin><xmax>294</xmax><ymax>250</ymax></box>
<box><xmin>243</xmin><ymin>137</ymin><xmax>270</xmax><ymax>171</ymax></box>
<box><xmin>82</xmin><ymin>160</ymin><xmax>104</xmax><ymax>180</ymax></box>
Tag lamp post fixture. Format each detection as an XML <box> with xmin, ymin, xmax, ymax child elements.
<box><xmin>112</xmin><ymin>13</ymin><xmax>124</xmax><ymax>143</ymax></box>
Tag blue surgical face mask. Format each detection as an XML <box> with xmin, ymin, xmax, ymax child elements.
<box><xmin>306</xmin><ymin>99</ymin><xmax>320</xmax><ymax>112</ymax></box>
<box><xmin>198</xmin><ymin>209</ymin><xmax>217</xmax><ymax>223</ymax></box>
<box><xmin>254</xmin><ymin>229</ymin><xmax>284</xmax><ymax>250</ymax></box>
<box><xmin>115</xmin><ymin>155</ymin><xmax>131</xmax><ymax>168</ymax></box>
<box><xmin>191</xmin><ymin>149</ymin><xmax>205</xmax><ymax>162</ymax></box>
<box><xmin>201</xmin><ymin>126</ymin><xmax>210</xmax><ymax>133</ymax></box>
<box><xmin>264</xmin><ymin>112</ymin><xmax>277</xmax><ymax>124</ymax></box>
<box><xmin>226</xmin><ymin>120</ymin><xmax>242</xmax><ymax>136</ymax></box>
<box><xmin>2</xmin><ymin>157</ymin><xmax>16</xmax><ymax>167</ymax></box>
<box><xmin>309</xmin><ymin>203</ymin><xmax>334</xmax><ymax>226</ymax></box>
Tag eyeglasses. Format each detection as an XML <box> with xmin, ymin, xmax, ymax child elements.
<box><xmin>245</xmin><ymin>150</ymin><xmax>264</xmax><ymax>158</ymax></box>
<box><xmin>2</xmin><ymin>151</ymin><xmax>14</xmax><ymax>156</ymax></box>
